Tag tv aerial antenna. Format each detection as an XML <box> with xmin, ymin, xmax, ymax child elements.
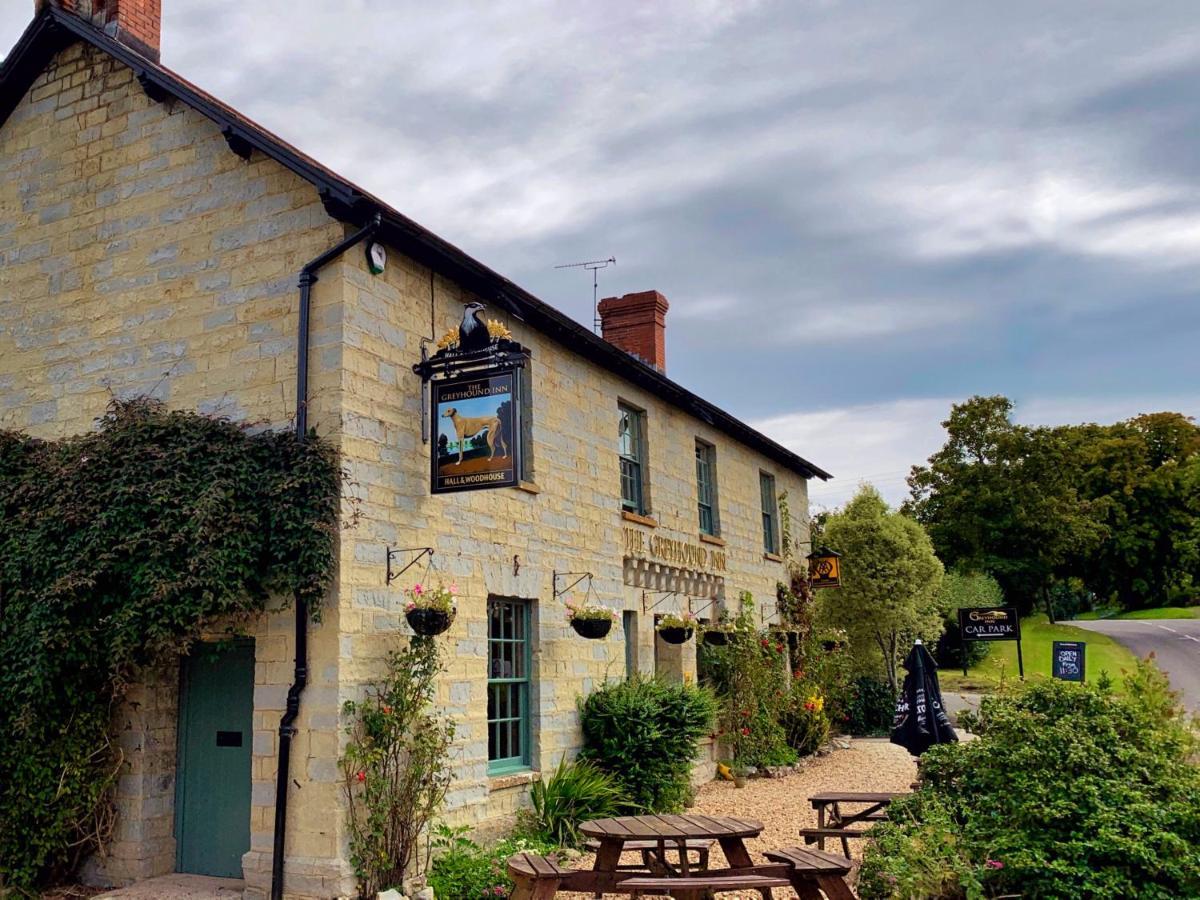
<box><xmin>555</xmin><ymin>256</ymin><xmax>616</xmax><ymax>333</ymax></box>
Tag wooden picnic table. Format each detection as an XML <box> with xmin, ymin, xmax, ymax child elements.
<box><xmin>804</xmin><ymin>791</ymin><xmax>904</xmax><ymax>856</ymax></box>
<box><xmin>509</xmin><ymin>813</ymin><xmax>857</xmax><ymax>899</ymax></box>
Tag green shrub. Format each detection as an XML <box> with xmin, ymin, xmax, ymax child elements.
<box><xmin>699</xmin><ymin>593</ymin><xmax>796</xmax><ymax>772</ymax></box>
<box><xmin>858</xmin><ymin>798</ymin><xmax>986</xmax><ymax>900</ymax></box>
<box><xmin>860</xmin><ymin>660</ymin><xmax>1200</xmax><ymax>899</ymax></box>
<box><xmin>579</xmin><ymin>677</ymin><xmax>717</xmax><ymax>812</ymax></box>
<box><xmin>843</xmin><ymin>676</ymin><xmax>895</xmax><ymax>736</ymax></box>
<box><xmin>779</xmin><ymin>681</ymin><xmax>831</xmax><ymax>756</ymax></box>
<box><xmin>517</xmin><ymin>757</ymin><xmax>628</xmax><ymax>847</ymax></box>
<box><xmin>342</xmin><ymin>639</ymin><xmax>455</xmax><ymax>898</ymax></box>
<box><xmin>429</xmin><ymin>825</ymin><xmax>558</xmax><ymax>899</ymax></box>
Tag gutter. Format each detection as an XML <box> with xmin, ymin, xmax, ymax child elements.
<box><xmin>271</xmin><ymin>213</ymin><xmax>381</xmax><ymax>900</ymax></box>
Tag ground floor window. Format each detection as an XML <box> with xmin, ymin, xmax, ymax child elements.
<box><xmin>488</xmin><ymin>596</ymin><xmax>532</xmax><ymax>773</ymax></box>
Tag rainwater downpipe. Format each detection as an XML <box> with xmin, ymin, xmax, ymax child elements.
<box><xmin>272</xmin><ymin>212</ymin><xmax>382</xmax><ymax>900</ymax></box>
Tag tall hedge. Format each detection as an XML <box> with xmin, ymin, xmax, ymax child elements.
<box><xmin>0</xmin><ymin>400</ymin><xmax>342</xmax><ymax>890</ymax></box>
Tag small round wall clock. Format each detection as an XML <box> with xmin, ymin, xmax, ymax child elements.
<box><xmin>366</xmin><ymin>241</ymin><xmax>387</xmax><ymax>275</ymax></box>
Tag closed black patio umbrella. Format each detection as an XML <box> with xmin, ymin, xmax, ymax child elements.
<box><xmin>890</xmin><ymin>639</ymin><xmax>958</xmax><ymax>756</ymax></box>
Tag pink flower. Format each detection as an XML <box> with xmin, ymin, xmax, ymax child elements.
<box><xmin>986</xmin><ymin>859</ymin><xmax>1004</xmax><ymax>870</ymax></box>
<box><xmin>412</xmin><ymin>583</ymin><xmax>424</xmax><ymax>595</ymax></box>
<box><xmin>449</xmin><ymin>583</ymin><xmax>459</xmax><ymax>593</ymax></box>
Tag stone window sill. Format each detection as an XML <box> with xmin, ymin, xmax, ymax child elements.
<box><xmin>621</xmin><ymin>510</ymin><xmax>658</xmax><ymax>528</ymax></box>
<box><xmin>763</xmin><ymin>552</ymin><xmax>784</xmax><ymax>563</ymax></box>
<box><xmin>516</xmin><ymin>480</ymin><xmax>540</xmax><ymax>494</ymax></box>
<box><xmin>699</xmin><ymin>533</ymin><xmax>726</xmax><ymax>546</ymax></box>
<box><xmin>489</xmin><ymin>770</ymin><xmax>538</xmax><ymax>792</ymax></box>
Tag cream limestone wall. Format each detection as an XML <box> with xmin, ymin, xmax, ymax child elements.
<box><xmin>1</xmin><ymin>37</ymin><xmax>815</xmax><ymax>900</ymax></box>
<box><xmin>0</xmin><ymin>43</ymin><xmax>355</xmax><ymax>898</ymax></box>
<box><xmin>336</xmin><ymin>253</ymin><xmax>812</xmax><ymax>833</ymax></box>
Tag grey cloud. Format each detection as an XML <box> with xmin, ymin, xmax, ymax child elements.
<box><xmin>2</xmin><ymin>0</ymin><xmax>1198</xmax><ymax>457</ymax></box>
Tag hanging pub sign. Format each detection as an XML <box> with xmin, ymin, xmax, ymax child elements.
<box><xmin>958</xmin><ymin>606</ymin><xmax>1024</xmax><ymax>678</ymax></box>
<box><xmin>1052</xmin><ymin>640</ymin><xmax>1086</xmax><ymax>682</ymax></box>
<box><xmin>431</xmin><ymin>372</ymin><xmax>520</xmax><ymax>492</ymax></box>
<box><xmin>807</xmin><ymin>547</ymin><xmax>842</xmax><ymax>589</ymax></box>
<box><xmin>414</xmin><ymin>301</ymin><xmax>531</xmax><ymax>495</ymax></box>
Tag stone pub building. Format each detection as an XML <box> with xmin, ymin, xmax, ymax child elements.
<box><xmin>0</xmin><ymin>2</ymin><xmax>830</xmax><ymax>897</ymax></box>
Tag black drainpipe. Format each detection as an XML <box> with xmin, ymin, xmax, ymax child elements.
<box><xmin>271</xmin><ymin>212</ymin><xmax>382</xmax><ymax>900</ymax></box>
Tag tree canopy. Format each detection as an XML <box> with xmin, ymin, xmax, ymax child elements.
<box><xmin>906</xmin><ymin>396</ymin><xmax>1200</xmax><ymax>615</ymax></box>
<box><xmin>814</xmin><ymin>486</ymin><xmax>944</xmax><ymax>692</ymax></box>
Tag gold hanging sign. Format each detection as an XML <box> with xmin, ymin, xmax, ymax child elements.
<box><xmin>807</xmin><ymin>546</ymin><xmax>841</xmax><ymax>589</ymax></box>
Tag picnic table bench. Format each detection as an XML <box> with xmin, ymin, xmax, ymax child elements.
<box><xmin>510</xmin><ymin>813</ymin><xmax>857</xmax><ymax>899</ymax></box>
<box><xmin>801</xmin><ymin>791</ymin><xmax>904</xmax><ymax>856</ymax></box>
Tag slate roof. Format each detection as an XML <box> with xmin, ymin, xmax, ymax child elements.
<box><xmin>0</xmin><ymin>7</ymin><xmax>831</xmax><ymax>480</ymax></box>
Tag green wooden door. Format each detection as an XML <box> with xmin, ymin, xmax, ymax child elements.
<box><xmin>175</xmin><ymin>641</ymin><xmax>254</xmax><ymax>878</ymax></box>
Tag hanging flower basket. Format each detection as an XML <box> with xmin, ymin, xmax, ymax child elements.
<box><xmin>404</xmin><ymin>581</ymin><xmax>457</xmax><ymax>637</ymax></box>
<box><xmin>406</xmin><ymin>606</ymin><xmax>455</xmax><ymax>636</ymax></box>
<box><xmin>565</xmin><ymin>601</ymin><xmax>617</xmax><ymax>640</ymax></box>
<box><xmin>702</xmin><ymin>628</ymin><xmax>730</xmax><ymax>646</ymax></box>
<box><xmin>656</xmin><ymin>612</ymin><xmax>696</xmax><ymax>645</ymax></box>
<box><xmin>659</xmin><ymin>626</ymin><xmax>693</xmax><ymax>644</ymax></box>
<box><xmin>571</xmin><ymin>617</ymin><xmax>613</xmax><ymax>640</ymax></box>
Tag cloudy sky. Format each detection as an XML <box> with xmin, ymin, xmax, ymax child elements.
<box><xmin>5</xmin><ymin>1</ymin><xmax>1199</xmax><ymax>507</ymax></box>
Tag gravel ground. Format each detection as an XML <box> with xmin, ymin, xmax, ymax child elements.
<box><xmin>559</xmin><ymin>737</ymin><xmax>918</xmax><ymax>899</ymax></box>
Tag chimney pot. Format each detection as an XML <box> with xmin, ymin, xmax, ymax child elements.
<box><xmin>39</xmin><ymin>0</ymin><xmax>162</xmax><ymax>60</ymax></box>
<box><xmin>597</xmin><ymin>290</ymin><xmax>670</xmax><ymax>372</ymax></box>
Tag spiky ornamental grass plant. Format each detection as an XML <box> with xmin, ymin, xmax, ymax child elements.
<box><xmin>0</xmin><ymin>400</ymin><xmax>342</xmax><ymax>891</ymax></box>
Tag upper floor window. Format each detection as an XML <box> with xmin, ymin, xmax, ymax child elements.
<box><xmin>695</xmin><ymin>440</ymin><xmax>719</xmax><ymax>536</ymax></box>
<box><xmin>618</xmin><ymin>403</ymin><xmax>647</xmax><ymax>514</ymax></box>
<box><xmin>760</xmin><ymin>472</ymin><xmax>779</xmax><ymax>555</ymax></box>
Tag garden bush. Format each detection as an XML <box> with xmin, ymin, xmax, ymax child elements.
<box><xmin>342</xmin><ymin>638</ymin><xmax>455</xmax><ymax>897</ymax></box>
<box><xmin>0</xmin><ymin>400</ymin><xmax>341</xmax><ymax>890</ymax></box>
<box><xmin>579</xmin><ymin>676</ymin><xmax>716</xmax><ymax>812</ymax></box>
<box><xmin>429</xmin><ymin>825</ymin><xmax>558</xmax><ymax>899</ymax></box>
<box><xmin>517</xmin><ymin>757</ymin><xmax>628</xmax><ymax>847</ymax></box>
<box><xmin>779</xmin><ymin>680</ymin><xmax>831</xmax><ymax>756</ymax></box>
<box><xmin>699</xmin><ymin>594</ymin><xmax>798</xmax><ymax>771</ymax></box>
<box><xmin>860</xmin><ymin>661</ymin><xmax>1200</xmax><ymax>899</ymax></box>
<box><xmin>843</xmin><ymin>676</ymin><xmax>895</xmax><ymax>736</ymax></box>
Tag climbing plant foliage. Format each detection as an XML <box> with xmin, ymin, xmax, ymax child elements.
<box><xmin>0</xmin><ymin>399</ymin><xmax>342</xmax><ymax>891</ymax></box>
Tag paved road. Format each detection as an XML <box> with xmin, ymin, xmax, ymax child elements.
<box><xmin>1071</xmin><ymin>618</ymin><xmax>1200</xmax><ymax>712</ymax></box>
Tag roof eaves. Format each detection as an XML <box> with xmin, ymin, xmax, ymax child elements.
<box><xmin>0</xmin><ymin>8</ymin><xmax>832</xmax><ymax>482</ymax></box>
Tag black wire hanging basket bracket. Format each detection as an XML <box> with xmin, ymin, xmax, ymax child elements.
<box><xmin>642</xmin><ymin>589</ymin><xmax>683</xmax><ymax>613</ymax></box>
<box><xmin>553</xmin><ymin>571</ymin><xmax>593</xmax><ymax>603</ymax></box>
<box><xmin>386</xmin><ymin>547</ymin><xmax>435</xmax><ymax>586</ymax></box>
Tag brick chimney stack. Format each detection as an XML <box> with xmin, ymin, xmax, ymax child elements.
<box><xmin>597</xmin><ymin>290</ymin><xmax>670</xmax><ymax>373</ymax></box>
<box><xmin>38</xmin><ymin>0</ymin><xmax>162</xmax><ymax>60</ymax></box>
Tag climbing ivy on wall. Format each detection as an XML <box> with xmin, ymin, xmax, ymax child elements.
<box><xmin>0</xmin><ymin>399</ymin><xmax>343</xmax><ymax>891</ymax></box>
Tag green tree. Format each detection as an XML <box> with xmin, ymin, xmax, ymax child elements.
<box><xmin>906</xmin><ymin>396</ymin><xmax>1104</xmax><ymax>620</ymax></box>
<box><xmin>933</xmin><ymin>571</ymin><xmax>1003</xmax><ymax>669</ymax></box>
<box><xmin>1071</xmin><ymin>412</ymin><xmax>1200</xmax><ymax>609</ymax></box>
<box><xmin>814</xmin><ymin>486</ymin><xmax>945</xmax><ymax>692</ymax></box>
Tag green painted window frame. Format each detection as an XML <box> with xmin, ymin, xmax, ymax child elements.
<box><xmin>760</xmin><ymin>471</ymin><xmax>779</xmax><ymax>554</ymax></box>
<box><xmin>618</xmin><ymin>403</ymin><xmax>647</xmax><ymax>514</ymax></box>
<box><xmin>696</xmin><ymin>439</ymin><xmax>718</xmax><ymax>536</ymax></box>
<box><xmin>487</xmin><ymin>597</ymin><xmax>533</xmax><ymax>775</ymax></box>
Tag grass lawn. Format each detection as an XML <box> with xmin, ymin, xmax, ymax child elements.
<box><xmin>939</xmin><ymin>614</ymin><xmax>1140</xmax><ymax>693</ymax></box>
<box><xmin>1075</xmin><ymin>606</ymin><xmax>1199</xmax><ymax>620</ymax></box>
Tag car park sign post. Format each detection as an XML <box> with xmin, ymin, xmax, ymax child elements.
<box><xmin>957</xmin><ymin>606</ymin><xmax>1024</xmax><ymax>679</ymax></box>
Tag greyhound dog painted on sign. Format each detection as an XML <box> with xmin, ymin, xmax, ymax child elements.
<box><xmin>431</xmin><ymin>371</ymin><xmax>520</xmax><ymax>493</ymax></box>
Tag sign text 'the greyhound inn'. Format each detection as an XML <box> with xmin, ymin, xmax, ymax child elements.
<box><xmin>623</xmin><ymin>527</ymin><xmax>727</xmax><ymax>572</ymax></box>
